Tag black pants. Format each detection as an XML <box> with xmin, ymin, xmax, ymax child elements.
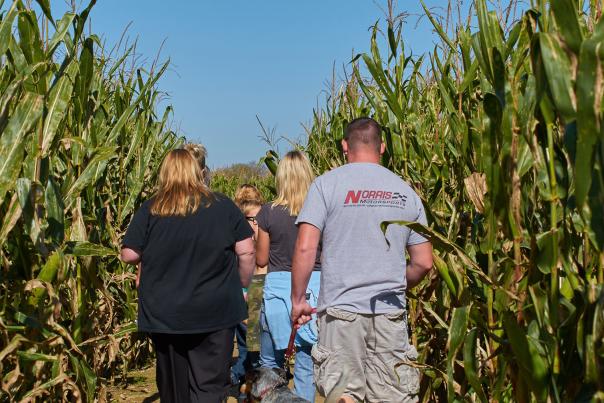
<box><xmin>151</xmin><ymin>328</ymin><xmax>235</xmax><ymax>403</ymax></box>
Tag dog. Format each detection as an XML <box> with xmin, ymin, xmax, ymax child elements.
<box><xmin>244</xmin><ymin>367</ymin><xmax>309</xmax><ymax>402</ymax></box>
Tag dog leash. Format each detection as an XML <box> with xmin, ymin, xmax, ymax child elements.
<box><xmin>283</xmin><ymin>307</ymin><xmax>317</xmax><ymax>372</ymax></box>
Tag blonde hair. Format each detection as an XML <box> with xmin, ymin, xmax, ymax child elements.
<box><xmin>151</xmin><ymin>149</ymin><xmax>212</xmax><ymax>216</ymax></box>
<box><xmin>184</xmin><ymin>143</ymin><xmax>210</xmax><ymax>185</ymax></box>
<box><xmin>234</xmin><ymin>184</ymin><xmax>263</xmax><ymax>216</ymax></box>
<box><xmin>273</xmin><ymin>150</ymin><xmax>314</xmax><ymax>216</ymax></box>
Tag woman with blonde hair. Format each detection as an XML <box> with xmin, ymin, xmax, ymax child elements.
<box><xmin>121</xmin><ymin>148</ymin><xmax>255</xmax><ymax>402</ymax></box>
<box><xmin>256</xmin><ymin>150</ymin><xmax>321</xmax><ymax>402</ymax></box>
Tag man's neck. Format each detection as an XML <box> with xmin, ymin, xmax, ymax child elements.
<box><xmin>347</xmin><ymin>153</ymin><xmax>381</xmax><ymax>164</ymax></box>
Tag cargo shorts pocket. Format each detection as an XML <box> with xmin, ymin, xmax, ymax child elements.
<box><xmin>384</xmin><ymin>309</ymin><xmax>407</xmax><ymax>324</ymax></box>
<box><xmin>395</xmin><ymin>346</ymin><xmax>420</xmax><ymax>396</ymax></box>
<box><xmin>326</xmin><ymin>307</ymin><xmax>358</xmax><ymax>322</ymax></box>
<box><xmin>311</xmin><ymin>343</ymin><xmax>331</xmax><ymax>396</ymax></box>
<box><xmin>384</xmin><ymin>309</ymin><xmax>410</xmax><ymax>345</ymax></box>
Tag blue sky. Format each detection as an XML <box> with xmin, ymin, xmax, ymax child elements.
<box><xmin>52</xmin><ymin>1</ymin><xmax>464</xmax><ymax>167</ymax></box>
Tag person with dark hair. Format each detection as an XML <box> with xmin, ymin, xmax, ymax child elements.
<box><xmin>343</xmin><ymin>117</ymin><xmax>383</xmax><ymax>153</ymax></box>
<box><xmin>121</xmin><ymin>149</ymin><xmax>256</xmax><ymax>403</ymax></box>
<box><xmin>291</xmin><ymin>117</ymin><xmax>433</xmax><ymax>402</ymax></box>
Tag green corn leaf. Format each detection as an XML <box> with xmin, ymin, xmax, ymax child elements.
<box><xmin>380</xmin><ymin>220</ymin><xmax>492</xmax><ymax>285</ymax></box>
<box><xmin>17</xmin><ymin>351</ymin><xmax>58</xmax><ymax>362</ymax></box>
<box><xmin>112</xmin><ymin>322</ymin><xmax>137</xmax><ymax>338</ymax></box>
<box><xmin>535</xmin><ymin>229</ymin><xmax>559</xmax><ymax>274</ymax></box>
<box><xmin>574</xmin><ymin>21</ymin><xmax>604</xmax><ymax>207</ymax></box>
<box><xmin>105</xmin><ymin>60</ymin><xmax>169</xmax><ymax>144</ymax></box>
<box><xmin>45</xmin><ymin>178</ymin><xmax>65</xmax><ymax>244</ymax></box>
<box><xmin>0</xmin><ymin>193</ymin><xmax>22</xmax><ymax>248</ymax></box>
<box><xmin>0</xmin><ymin>80</ymin><xmax>22</xmax><ymax>128</ymax></box>
<box><xmin>35</xmin><ymin>0</ymin><xmax>54</xmax><ymax>25</ymax></box>
<box><xmin>463</xmin><ymin>328</ymin><xmax>488</xmax><ymax>403</ymax></box>
<box><xmin>28</xmin><ymin>250</ymin><xmax>64</xmax><ymax>307</ymax></box>
<box><xmin>73</xmin><ymin>0</ymin><xmax>97</xmax><ymax>45</ymax></box>
<box><xmin>46</xmin><ymin>12</ymin><xmax>75</xmax><ymax>56</ymax></box>
<box><xmin>0</xmin><ymin>2</ymin><xmax>17</xmax><ymax>56</ymax></box>
<box><xmin>387</xmin><ymin>24</ymin><xmax>397</xmax><ymax>59</ymax></box>
<box><xmin>539</xmin><ymin>33</ymin><xmax>576</xmax><ymax>121</ymax></box>
<box><xmin>432</xmin><ymin>54</ymin><xmax>457</xmax><ymax>115</ymax></box>
<box><xmin>420</xmin><ymin>0</ymin><xmax>456</xmax><ymax>52</ymax></box>
<box><xmin>505</xmin><ymin>21</ymin><xmax>522</xmax><ymax>58</ymax></box>
<box><xmin>17</xmin><ymin>9</ymin><xmax>44</xmax><ymax>65</ymax></box>
<box><xmin>77</xmin><ymin>37</ymin><xmax>94</xmax><ymax>117</ymax></box>
<box><xmin>122</xmin><ymin>119</ymin><xmax>146</xmax><ymax>171</ymax></box>
<box><xmin>118</xmin><ymin>126</ymin><xmax>160</xmax><ymax>223</ymax></box>
<box><xmin>16</xmin><ymin>177</ymin><xmax>43</xmax><ymax>245</ymax></box>
<box><xmin>107</xmin><ymin>44</ymin><xmax>134</xmax><ymax>77</ymax></box>
<box><xmin>478</xmin><ymin>0</ymin><xmax>504</xmax><ymax>55</ymax></box>
<box><xmin>262</xmin><ymin>151</ymin><xmax>278</xmax><ymax>175</ymax></box>
<box><xmin>458</xmin><ymin>59</ymin><xmax>479</xmax><ymax>94</ymax></box>
<box><xmin>492</xmin><ymin>47</ymin><xmax>506</xmax><ymax>105</ymax></box>
<box><xmin>20</xmin><ymin>374</ymin><xmax>73</xmax><ymax>400</ymax></box>
<box><xmin>65</xmin><ymin>241</ymin><xmax>117</xmax><ymax>257</ymax></box>
<box><xmin>41</xmin><ymin>60</ymin><xmax>78</xmax><ymax>156</ymax></box>
<box><xmin>447</xmin><ymin>305</ymin><xmax>470</xmax><ymax>401</ymax></box>
<box><xmin>434</xmin><ymin>253</ymin><xmax>458</xmax><ymax>298</ymax></box>
<box><xmin>68</xmin><ymin>353</ymin><xmax>97</xmax><ymax>402</ymax></box>
<box><xmin>63</xmin><ymin>146</ymin><xmax>116</xmax><ymax>204</ymax></box>
<box><xmin>503</xmin><ymin>315</ymin><xmax>549</xmax><ymax>401</ymax></box>
<box><xmin>0</xmin><ymin>92</ymin><xmax>43</xmax><ymax>204</ymax></box>
<box><xmin>550</xmin><ymin>0</ymin><xmax>583</xmax><ymax>54</ymax></box>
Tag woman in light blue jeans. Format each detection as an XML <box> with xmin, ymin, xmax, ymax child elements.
<box><xmin>259</xmin><ymin>270</ymin><xmax>320</xmax><ymax>401</ymax></box>
<box><xmin>255</xmin><ymin>151</ymin><xmax>321</xmax><ymax>402</ymax></box>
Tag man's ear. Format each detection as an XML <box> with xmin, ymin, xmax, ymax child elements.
<box><xmin>341</xmin><ymin>139</ymin><xmax>349</xmax><ymax>155</ymax></box>
<box><xmin>380</xmin><ymin>141</ymin><xmax>386</xmax><ymax>155</ymax></box>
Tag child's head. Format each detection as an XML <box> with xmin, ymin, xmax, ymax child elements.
<box><xmin>234</xmin><ymin>184</ymin><xmax>263</xmax><ymax>236</ymax></box>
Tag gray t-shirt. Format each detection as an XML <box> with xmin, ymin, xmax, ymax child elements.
<box><xmin>257</xmin><ymin>204</ymin><xmax>321</xmax><ymax>273</ymax></box>
<box><xmin>296</xmin><ymin>162</ymin><xmax>428</xmax><ymax>314</ymax></box>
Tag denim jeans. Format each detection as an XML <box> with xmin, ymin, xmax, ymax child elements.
<box><xmin>230</xmin><ymin>322</ymin><xmax>248</xmax><ymax>384</ymax></box>
<box><xmin>259</xmin><ymin>306</ymin><xmax>315</xmax><ymax>402</ymax></box>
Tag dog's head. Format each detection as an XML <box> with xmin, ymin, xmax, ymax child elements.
<box><xmin>244</xmin><ymin>367</ymin><xmax>289</xmax><ymax>401</ymax></box>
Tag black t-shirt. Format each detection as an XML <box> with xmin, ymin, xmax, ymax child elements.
<box><xmin>122</xmin><ymin>193</ymin><xmax>253</xmax><ymax>334</ymax></box>
<box><xmin>256</xmin><ymin>203</ymin><xmax>321</xmax><ymax>273</ymax></box>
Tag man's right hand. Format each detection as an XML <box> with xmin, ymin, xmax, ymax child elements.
<box><xmin>291</xmin><ymin>300</ymin><xmax>314</xmax><ymax>329</ymax></box>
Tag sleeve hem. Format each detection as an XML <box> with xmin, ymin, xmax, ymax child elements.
<box><xmin>296</xmin><ymin>218</ymin><xmax>324</xmax><ymax>232</ymax></box>
<box><xmin>407</xmin><ymin>239</ymin><xmax>430</xmax><ymax>246</ymax></box>
<box><xmin>121</xmin><ymin>243</ymin><xmax>143</xmax><ymax>252</ymax></box>
<box><xmin>235</xmin><ymin>228</ymin><xmax>254</xmax><ymax>242</ymax></box>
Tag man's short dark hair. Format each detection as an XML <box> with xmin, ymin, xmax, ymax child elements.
<box><xmin>344</xmin><ymin>117</ymin><xmax>382</xmax><ymax>153</ymax></box>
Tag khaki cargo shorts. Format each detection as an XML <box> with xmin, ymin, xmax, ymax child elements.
<box><xmin>311</xmin><ymin>307</ymin><xmax>420</xmax><ymax>403</ymax></box>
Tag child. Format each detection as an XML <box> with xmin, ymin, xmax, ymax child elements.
<box><xmin>231</xmin><ymin>184</ymin><xmax>264</xmax><ymax>386</ymax></box>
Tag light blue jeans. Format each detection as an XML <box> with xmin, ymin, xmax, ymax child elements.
<box><xmin>259</xmin><ymin>306</ymin><xmax>315</xmax><ymax>402</ymax></box>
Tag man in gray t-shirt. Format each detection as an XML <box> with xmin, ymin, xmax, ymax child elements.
<box><xmin>291</xmin><ymin>118</ymin><xmax>433</xmax><ymax>402</ymax></box>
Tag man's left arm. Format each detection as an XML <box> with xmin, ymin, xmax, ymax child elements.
<box><xmin>406</xmin><ymin>242</ymin><xmax>433</xmax><ymax>288</ymax></box>
<box><xmin>291</xmin><ymin>223</ymin><xmax>321</xmax><ymax>327</ymax></box>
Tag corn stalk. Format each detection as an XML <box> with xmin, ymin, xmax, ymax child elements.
<box><xmin>274</xmin><ymin>0</ymin><xmax>604</xmax><ymax>400</ymax></box>
<box><xmin>0</xmin><ymin>0</ymin><xmax>181</xmax><ymax>400</ymax></box>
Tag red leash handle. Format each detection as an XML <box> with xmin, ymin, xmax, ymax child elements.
<box><xmin>284</xmin><ymin>308</ymin><xmax>317</xmax><ymax>364</ymax></box>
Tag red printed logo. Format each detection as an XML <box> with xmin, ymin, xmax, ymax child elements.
<box><xmin>343</xmin><ymin>189</ymin><xmax>404</xmax><ymax>207</ymax></box>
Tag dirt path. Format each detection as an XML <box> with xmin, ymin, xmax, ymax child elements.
<box><xmin>106</xmin><ymin>361</ymin><xmax>325</xmax><ymax>402</ymax></box>
<box><xmin>106</xmin><ymin>364</ymin><xmax>241</xmax><ymax>402</ymax></box>
<box><xmin>107</xmin><ymin>277</ymin><xmax>325</xmax><ymax>402</ymax></box>
<box><xmin>106</xmin><ymin>366</ymin><xmax>159</xmax><ymax>402</ymax></box>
